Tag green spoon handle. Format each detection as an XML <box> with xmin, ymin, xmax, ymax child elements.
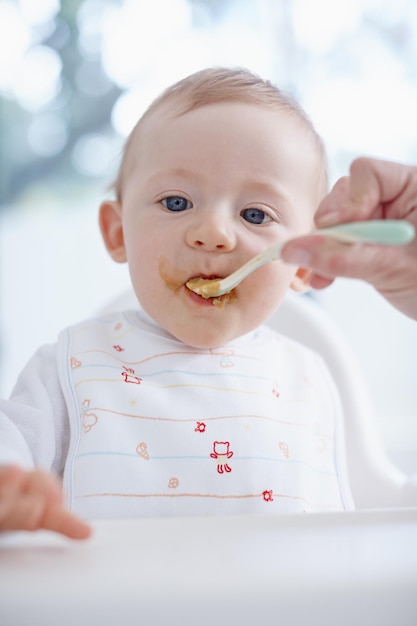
<box><xmin>319</xmin><ymin>219</ymin><xmax>415</xmax><ymax>245</ymax></box>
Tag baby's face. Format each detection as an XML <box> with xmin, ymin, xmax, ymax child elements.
<box><xmin>116</xmin><ymin>102</ymin><xmax>321</xmax><ymax>347</ymax></box>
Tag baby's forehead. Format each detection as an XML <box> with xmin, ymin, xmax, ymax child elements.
<box><xmin>117</xmin><ymin>100</ymin><xmax>326</xmax><ymax>199</ymax></box>
<box><xmin>121</xmin><ymin>102</ymin><xmax>275</xmax><ymax>174</ymax></box>
<box><xmin>128</xmin><ymin>99</ymin><xmax>304</xmax><ymax>154</ymax></box>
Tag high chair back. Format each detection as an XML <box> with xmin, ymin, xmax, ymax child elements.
<box><xmin>102</xmin><ymin>291</ymin><xmax>416</xmax><ymax>509</ymax></box>
<box><xmin>268</xmin><ymin>292</ymin><xmax>416</xmax><ymax>509</ymax></box>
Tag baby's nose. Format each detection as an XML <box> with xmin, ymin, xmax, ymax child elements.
<box><xmin>186</xmin><ymin>214</ymin><xmax>236</xmax><ymax>251</ymax></box>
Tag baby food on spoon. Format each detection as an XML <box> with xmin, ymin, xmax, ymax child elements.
<box><xmin>186</xmin><ymin>277</ymin><xmax>236</xmax><ymax>309</ymax></box>
<box><xmin>159</xmin><ymin>257</ymin><xmax>235</xmax><ymax>309</ymax></box>
<box><xmin>185</xmin><ymin>276</ymin><xmax>222</xmax><ymax>298</ymax></box>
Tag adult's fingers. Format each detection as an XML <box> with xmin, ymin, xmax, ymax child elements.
<box><xmin>316</xmin><ymin>158</ymin><xmax>417</xmax><ymax>227</ymax></box>
<box><xmin>282</xmin><ymin>234</ymin><xmax>404</xmax><ymax>283</ymax></box>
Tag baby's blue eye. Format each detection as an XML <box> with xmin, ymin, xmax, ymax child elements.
<box><xmin>241</xmin><ymin>208</ymin><xmax>270</xmax><ymax>224</ymax></box>
<box><xmin>162</xmin><ymin>196</ymin><xmax>192</xmax><ymax>211</ymax></box>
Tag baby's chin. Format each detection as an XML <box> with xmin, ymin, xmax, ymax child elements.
<box><xmin>173</xmin><ymin>330</ymin><xmax>238</xmax><ymax>350</ymax></box>
<box><xmin>167</xmin><ymin>321</ymin><xmax>248</xmax><ymax>349</ymax></box>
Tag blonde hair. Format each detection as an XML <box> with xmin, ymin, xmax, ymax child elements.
<box><xmin>113</xmin><ymin>67</ymin><xmax>327</xmax><ymax>200</ymax></box>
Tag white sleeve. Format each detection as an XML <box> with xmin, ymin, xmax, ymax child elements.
<box><xmin>0</xmin><ymin>344</ymin><xmax>70</xmax><ymax>476</ymax></box>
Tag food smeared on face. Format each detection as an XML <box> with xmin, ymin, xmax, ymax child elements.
<box><xmin>158</xmin><ymin>258</ymin><xmax>235</xmax><ymax>309</ymax></box>
<box><xmin>211</xmin><ymin>291</ymin><xmax>236</xmax><ymax>309</ymax></box>
<box><xmin>158</xmin><ymin>256</ymin><xmax>187</xmax><ymax>291</ymax></box>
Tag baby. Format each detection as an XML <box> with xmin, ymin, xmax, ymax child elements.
<box><xmin>0</xmin><ymin>68</ymin><xmax>353</xmax><ymax>539</ymax></box>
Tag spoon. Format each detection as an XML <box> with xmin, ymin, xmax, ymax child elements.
<box><xmin>186</xmin><ymin>219</ymin><xmax>415</xmax><ymax>299</ymax></box>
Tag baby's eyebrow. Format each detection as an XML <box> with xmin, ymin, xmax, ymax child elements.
<box><xmin>146</xmin><ymin>167</ymin><xmax>204</xmax><ymax>185</ymax></box>
<box><xmin>242</xmin><ymin>178</ymin><xmax>291</xmax><ymax>203</ymax></box>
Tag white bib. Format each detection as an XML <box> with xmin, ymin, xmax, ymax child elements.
<box><xmin>58</xmin><ymin>309</ymin><xmax>353</xmax><ymax>519</ymax></box>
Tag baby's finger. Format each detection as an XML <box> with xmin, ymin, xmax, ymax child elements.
<box><xmin>0</xmin><ymin>491</ymin><xmax>46</xmax><ymax>531</ymax></box>
<box><xmin>27</xmin><ymin>470</ymin><xmax>92</xmax><ymax>539</ymax></box>
<box><xmin>41</xmin><ymin>504</ymin><xmax>92</xmax><ymax>540</ymax></box>
<box><xmin>0</xmin><ymin>466</ymin><xmax>27</xmax><ymax>522</ymax></box>
<box><xmin>26</xmin><ymin>469</ymin><xmax>63</xmax><ymax>497</ymax></box>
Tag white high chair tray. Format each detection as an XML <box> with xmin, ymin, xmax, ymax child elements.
<box><xmin>0</xmin><ymin>508</ymin><xmax>416</xmax><ymax>626</ymax></box>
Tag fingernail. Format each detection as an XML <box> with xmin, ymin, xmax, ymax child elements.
<box><xmin>315</xmin><ymin>211</ymin><xmax>339</xmax><ymax>228</ymax></box>
<box><xmin>282</xmin><ymin>245</ymin><xmax>312</xmax><ymax>266</ymax></box>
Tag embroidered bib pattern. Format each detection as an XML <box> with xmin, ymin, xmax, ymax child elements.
<box><xmin>59</xmin><ymin>310</ymin><xmax>352</xmax><ymax>518</ymax></box>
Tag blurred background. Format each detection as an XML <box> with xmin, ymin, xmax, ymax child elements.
<box><xmin>1</xmin><ymin>0</ymin><xmax>416</xmax><ymax>472</ymax></box>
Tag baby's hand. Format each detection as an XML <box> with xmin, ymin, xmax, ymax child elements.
<box><xmin>0</xmin><ymin>466</ymin><xmax>91</xmax><ymax>539</ymax></box>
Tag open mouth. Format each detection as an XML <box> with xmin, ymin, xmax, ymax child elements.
<box><xmin>185</xmin><ymin>276</ymin><xmax>236</xmax><ymax>309</ymax></box>
<box><xmin>158</xmin><ymin>256</ymin><xmax>236</xmax><ymax>310</ymax></box>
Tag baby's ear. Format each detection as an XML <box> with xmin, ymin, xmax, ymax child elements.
<box><xmin>99</xmin><ymin>201</ymin><xmax>127</xmax><ymax>263</ymax></box>
<box><xmin>290</xmin><ymin>267</ymin><xmax>312</xmax><ymax>293</ymax></box>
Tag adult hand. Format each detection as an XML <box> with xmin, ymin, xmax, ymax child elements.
<box><xmin>0</xmin><ymin>466</ymin><xmax>92</xmax><ymax>539</ymax></box>
<box><xmin>282</xmin><ymin>157</ymin><xmax>417</xmax><ymax>319</ymax></box>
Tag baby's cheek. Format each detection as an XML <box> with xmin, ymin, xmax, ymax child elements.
<box><xmin>128</xmin><ymin>260</ymin><xmax>158</xmax><ymax>305</ymax></box>
<box><xmin>246</xmin><ymin>266</ymin><xmax>292</xmax><ymax>315</ymax></box>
